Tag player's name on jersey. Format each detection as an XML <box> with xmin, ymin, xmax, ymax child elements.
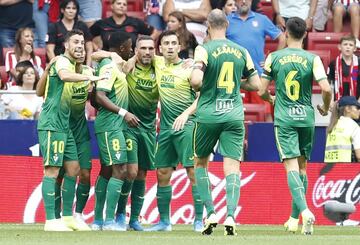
<box><xmin>211</xmin><ymin>45</ymin><xmax>242</xmax><ymax>59</ymax></box>
<box><xmin>279</xmin><ymin>54</ymin><xmax>308</xmax><ymax>68</ymax></box>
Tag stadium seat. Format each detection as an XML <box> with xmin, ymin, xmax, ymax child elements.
<box><xmin>307</xmin><ymin>49</ymin><xmax>331</xmax><ymax>94</ymax></box>
<box><xmin>307</xmin><ymin>32</ymin><xmax>347</xmax><ymax>61</ymax></box>
<box><xmin>264</xmin><ymin>36</ymin><xmax>278</xmax><ymax>57</ymax></box>
<box><xmin>2</xmin><ymin>47</ymin><xmax>46</xmax><ymax>69</ymax></box>
<box><xmin>324</xmin><ymin>17</ymin><xmax>352</xmax><ymax>33</ymax></box>
<box><xmin>243</xmin><ymin>103</ymin><xmax>266</xmax><ymax>122</ymax></box>
<box><xmin>259</xmin><ymin>1</ymin><xmax>273</xmax><ymax>20</ymax></box>
<box><xmin>0</xmin><ymin>66</ymin><xmax>8</xmax><ymax>87</ymax></box>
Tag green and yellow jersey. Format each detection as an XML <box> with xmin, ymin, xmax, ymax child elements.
<box><xmin>194</xmin><ymin>39</ymin><xmax>257</xmax><ymax>123</ymax></box>
<box><xmin>37</xmin><ymin>55</ymin><xmax>76</xmax><ymax>132</ymax></box>
<box><xmin>127</xmin><ymin>64</ymin><xmax>158</xmax><ymax>131</ymax></box>
<box><xmin>94</xmin><ymin>58</ymin><xmax>128</xmax><ymax>133</ymax></box>
<box><xmin>262</xmin><ymin>48</ymin><xmax>327</xmax><ymax>127</ymax></box>
<box><xmin>153</xmin><ymin>56</ymin><xmax>195</xmax><ymax>129</ymax></box>
<box><xmin>67</xmin><ymin>65</ymin><xmax>92</xmax><ymax>143</ymax></box>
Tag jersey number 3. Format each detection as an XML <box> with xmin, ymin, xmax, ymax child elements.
<box><xmin>285</xmin><ymin>70</ymin><xmax>300</xmax><ymax>101</ymax></box>
<box><xmin>217</xmin><ymin>62</ymin><xmax>235</xmax><ymax>94</ymax></box>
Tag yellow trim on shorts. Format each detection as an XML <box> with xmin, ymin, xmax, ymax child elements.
<box><xmin>274</xmin><ymin>127</ymin><xmax>286</xmax><ymax>160</ymax></box>
<box><xmin>193</xmin><ymin>122</ymin><xmax>198</xmax><ymax>157</ymax></box>
<box><xmin>105</xmin><ymin>132</ymin><xmax>113</xmax><ymax>165</ymax></box>
<box><xmin>44</xmin><ymin>131</ymin><xmax>51</xmax><ymax>166</ymax></box>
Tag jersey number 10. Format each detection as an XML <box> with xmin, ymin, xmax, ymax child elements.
<box><xmin>217</xmin><ymin>62</ymin><xmax>235</xmax><ymax>94</ymax></box>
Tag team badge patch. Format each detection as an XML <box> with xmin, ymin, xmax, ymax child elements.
<box><xmin>252</xmin><ymin>21</ymin><xmax>258</xmax><ymax>27</ymax></box>
<box><xmin>115</xmin><ymin>152</ymin><xmax>121</xmax><ymax>160</ymax></box>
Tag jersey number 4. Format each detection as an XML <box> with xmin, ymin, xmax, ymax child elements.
<box><xmin>285</xmin><ymin>70</ymin><xmax>300</xmax><ymax>101</ymax></box>
<box><xmin>217</xmin><ymin>62</ymin><xmax>235</xmax><ymax>94</ymax></box>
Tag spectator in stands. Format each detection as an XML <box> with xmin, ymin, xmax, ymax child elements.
<box><xmin>226</xmin><ymin>0</ymin><xmax>286</xmax><ymax>121</ymax></box>
<box><xmin>46</xmin><ymin>0</ymin><xmax>93</xmax><ymax>66</ymax></box>
<box><xmin>167</xmin><ymin>11</ymin><xmax>198</xmax><ymax>59</ymax></box>
<box><xmin>33</xmin><ymin>0</ymin><xmax>50</xmax><ymax>48</ymax></box>
<box><xmin>328</xmin><ymin>35</ymin><xmax>360</xmax><ymax>101</ymax></box>
<box><xmin>162</xmin><ymin>0</ymin><xmax>212</xmax><ymax>44</ymax></box>
<box><xmin>90</xmin><ymin>0</ymin><xmax>158</xmax><ymax>50</ymax></box>
<box><xmin>0</xmin><ymin>0</ymin><xmax>34</xmax><ymax>61</ymax></box>
<box><xmin>325</xmin><ymin>96</ymin><xmax>360</xmax><ymax>163</ymax></box>
<box><xmin>1</xmin><ymin>64</ymin><xmax>43</xmax><ymax>119</ymax></box>
<box><xmin>218</xmin><ymin>0</ymin><xmax>237</xmax><ymax>15</ymax></box>
<box><xmin>77</xmin><ymin>0</ymin><xmax>102</xmax><ymax>27</ymax></box>
<box><xmin>5</xmin><ymin>28</ymin><xmax>43</xmax><ymax>86</ymax></box>
<box><xmin>145</xmin><ymin>0</ymin><xmax>167</xmax><ymax>31</ymax></box>
<box><xmin>329</xmin><ymin>0</ymin><xmax>360</xmax><ymax>48</ymax></box>
<box><xmin>272</xmin><ymin>0</ymin><xmax>318</xmax><ymax>31</ymax></box>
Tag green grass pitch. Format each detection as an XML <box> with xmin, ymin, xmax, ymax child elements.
<box><xmin>0</xmin><ymin>224</ymin><xmax>359</xmax><ymax>245</ymax></box>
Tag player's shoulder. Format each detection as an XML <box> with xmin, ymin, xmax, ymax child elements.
<box><xmin>98</xmin><ymin>57</ymin><xmax>113</xmax><ymax>67</ymax></box>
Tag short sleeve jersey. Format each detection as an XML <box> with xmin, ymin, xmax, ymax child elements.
<box><xmin>37</xmin><ymin>55</ymin><xmax>76</xmax><ymax>132</ymax></box>
<box><xmin>94</xmin><ymin>58</ymin><xmax>128</xmax><ymax>133</ymax></box>
<box><xmin>153</xmin><ymin>56</ymin><xmax>195</xmax><ymax>129</ymax></box>
<box><xmin>127</xmin><ymin>64</ymin><xmax>158</xmax><ymax>131</ymax></box>
<box><xmin>262</xmin><ymin>48</ymin><xmax>327</xmax><ymax>127</ymax></box>
<box><xmin>90</xmin><ymin>16</ymin><xmax>154</xmax><ymax>50</ymax></box>
<box><xmin>194</xmin><ymin>39</ymin><xmax>257</xmax><ymax>123</ymax></box>
<box><xmin>68</xmin><ymin>65</ymin><xmax>92</xmax><ymax>143</ymax></box>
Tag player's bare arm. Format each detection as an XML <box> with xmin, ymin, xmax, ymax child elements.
<box><xmin>190</xmin><ymin>62</ymin><xmax>204</xmax><ymax>92</ymax></box>
<box><xmin>172</xmin><ymin>92</ymin><xmax>199</xmax><ymax>131</ymax></box>
<box><xmin>258</xmin><ymin>77</ymin><xmax>275</xmax><ymax>105</ymax></box>
<box><xmin>96</xmin><ymin>91</ymin><xmax>140</xmax><ymax>127</ymax></box>
<box><xmin>317</xmin><ymin>78</ymin><xmax>332</xmax><ymax>116</ymax></box>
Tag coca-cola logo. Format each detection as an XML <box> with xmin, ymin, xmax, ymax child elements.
<box><xmin>23</xmin><ymin>169</ymin><xmax>256</xmax><ymax>224</ymax></box>
<box><xmin>312</xmin><ymin>174</ymin><xmax>360</xmax><ymax>208</ymax></box>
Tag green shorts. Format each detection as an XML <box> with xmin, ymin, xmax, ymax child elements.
<box><xmin>76</xmin><ymin>140</ymin><xmax>92</xmax><ymax>169</ymax></box>
<box><xmin>38</xmin><ymin>130</ymin><xmax>68</xmax><ymax>167</ymax></box>
<box><xmin>274</xmin><ymin>126</ymin><xmax>315</xmax><ymax>161</ymax></box>
<box><xmin>63</xmin><ymin>131</ymin><xmax>78</xmax><ymax>162</ymax></box>
<box><xmin>155</xmin><ymin>125</ymin><xmax>194</xmax><ymax>168</ymax></box>
<box><xmin>96</xmin><ymin>130</ymin><xmax>127</xmax><ymax>166</ymax></box>
<box><xmin>194</xmin><ymin>121</ymin><xmax>245</xmax><ymax>161</ymax></box>
<box><xmin>124</xmin><ymin>128</ymin><xmax>156</xmax><ymax>170</ymax></box>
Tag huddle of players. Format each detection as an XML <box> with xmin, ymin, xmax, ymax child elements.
<box><xmin>37</xmin><ymin>9</ymin><xmax>332</xmax><ymax>236</ymax></box>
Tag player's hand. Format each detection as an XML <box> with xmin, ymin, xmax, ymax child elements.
<box><xmin>124</xmin><ymin>112</ymin><xmax>140</xmax><ymax>127</ymax></box>
<box><xmin>88</xmin><ymin>75</ymin><xmax>106</xmax><ymax>82</ymax></box>
<box><xmin>182</xmin><ymin>58</ymin><xmax>194</xmax><ymax>69</ymax></box>
<box><xmin>305</xmin><ymin>17</ymin><xmax>313</xmax><ymax>31</ymax></box>
<box><xmin>275</xmin><ymin>15</ymin><xmax>286</xmax><ymax>31</ymax></box>
<box><xmin>172</xmin><ymin>112</ymin><xmax>189</xmax><ymax>131</ymax></box>
<box><xmin>317</xmin><ymin>104</ymin><xmax>328</xmax><ymax>116</ymax></box>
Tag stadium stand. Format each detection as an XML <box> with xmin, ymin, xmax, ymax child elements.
<box><xmin>259</xmin><ymin>0</ymin><xmax>273</xmax><ymax>20</ymax></box>
<box><xmin>2</xmin><ymin>47</ymin><xmax>47</xmax><ymax>69</ymax></box>
<box><xmin>264</xmin><ymin>36</ymin><xmax>278</xmax><ymax>56</ymax></box>
<box><xmin>243</xmin><ymin>103</ymin><xmax>266</xmax><ymax>122</ymax></box>
<box><xmin>0</xmin><ymin>66</ymin><xmax>8</xmax><ymax>87</ymax></box>
<box><xmin>102</xmin><ymin>0</ymin><xmax>144</xmax><ymax>18</ymax></box>
<box><xmin>307</xmin><ymin>32</ymin><xmax>348</xmax><ymax>61</ymax></box>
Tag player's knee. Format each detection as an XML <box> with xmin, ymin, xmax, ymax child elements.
<box><xmin>112</xmin><ymin>165</ymin><xmax>127</xmax><ymax>179</ymax></box>
<box><xmin>44</xmin><ymin>166</ymin><xmax>60</xmax><ymax>178</ymax></box>
<box><xmin>79</xmin><ymin>169</ymin><xmax>91</xmax><ymax>184</ymax></box>
<box><xmin>156</xmin><ymin>168</ymin><xmax>172</xmax><ymax>185</ymax></box>
<box><xmin>136</xmin><ymin>169</ymin><xmax>147</xmax><ymax>180</ymax></box>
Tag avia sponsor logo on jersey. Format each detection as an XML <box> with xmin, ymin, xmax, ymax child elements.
<box><xmin>288</xmin><ymin>105</ymin><xmax>307</xmax><ymax>120</ymax></box>
<box><xmin>312</xmin><ymin>173</ymin><xmax>360</xmax><ymax>208</ymax></box>
<box><xmin>279</xmin><ymin>55</ymin><xmax>308</xmax><ymax>68</ymax></box>
<box><xmin>212</xmin><ymin>45</ymin><xmax>242</xmax><ymax>59</ymax></box>
<box><xmin>160</xmin><ymin>75</ymin><xmax>175</xmax><ymax>88</ymax></box>
<box><xmin>135</xmin><ymin>79</ymin><xmax>154</xmax><ymax>92</ymax></box>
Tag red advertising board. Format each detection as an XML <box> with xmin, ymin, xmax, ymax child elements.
<box><xmin>0</xmin><ymin>156</ymin><xmax>359</xmax><ymax>224</ymax></box>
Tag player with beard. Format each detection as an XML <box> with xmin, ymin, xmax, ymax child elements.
<box><xmin>37</xmin><ymin>29</ymin><xmax>104</xmax><ymax>231</ymax></box>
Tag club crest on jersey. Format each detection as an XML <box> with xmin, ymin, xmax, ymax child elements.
<box><xmin>115</xmin><ymin>152</ymin><xmax>121</xmax><ymax>160</ymax></box>
<box><xmin>150</xmin><ymin>73</ymin><xmax>155</xmax><ymax>80</ymax></box>
<box><xmin>53</xmin><ymin>154</ymin><xmax>58</xmax><ymax>162</ymax></box>
<box><xmin>252</xmin><ymin>21</ymin><xmax>258</xmax><ymax>27</ymax></box>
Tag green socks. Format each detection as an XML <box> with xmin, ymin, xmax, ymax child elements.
<box><xmin>42</xmin><ymin>176</ymin><xmax>56</xmax><ymax>220</ymax></box>
<box><xmin>130</xmin><ymin>179</ymin><xmax>146</xmax><ymax>223</ymax></box>
<box><xmin>105</xmin><ymin>177</ymin><xmax>124</xmax><ymax>221</ymax></box>
<box><xmin>287</xmin><ymin>171</ymin><xmax>307</xmax><ymax>214</ymax></box>
<box><xmin>194</xmin><ymin>168</ymin><xmax>214</xmax><ymax>217</ymax></box>
<box><xmin>94</xmin><ymin>175</ymin><xmax>108</xmax><ymax>222</ymax></box>
<box><xmin>75</xmin><ymin>182</ymin><xmax>90</xmax><ymax>214</ymax></box>
<box><xmin>225</xmin><ymin>174</ymin><xmax>241</xmax><ymax>218</ymax></box>
<box><xmin>54</xmin><ymin>181</ymin><xmax>61</xmax><ymax>219</ymax></box>
<box><xmin>116</xmin><ymin>179</ymin><xmax>133</xmax><ymax>215</ymax></box>
<box><xmin>157</xmin><ymin>185</ymin><xmax>172</xmax><ymax>223</ymax></box>
<box><xmin>62</xmin><ymin>174</ymin><xmax>77</xmax><ymax>216</ymax></box>
<box><xmin>192</xmin><ymin>185</ymin><xmax>204</xmax><ymax>221</ymax></box>
<box><xmin>290</xmin><ymin>174</ymin><xmax>308</xmax><ymax>219</ymax></box>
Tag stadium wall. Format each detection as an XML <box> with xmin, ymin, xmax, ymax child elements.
<box><xmin>0</xmin><ymin>156</ymin><xmax>359</xmax><ymax>225</ymax></box>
